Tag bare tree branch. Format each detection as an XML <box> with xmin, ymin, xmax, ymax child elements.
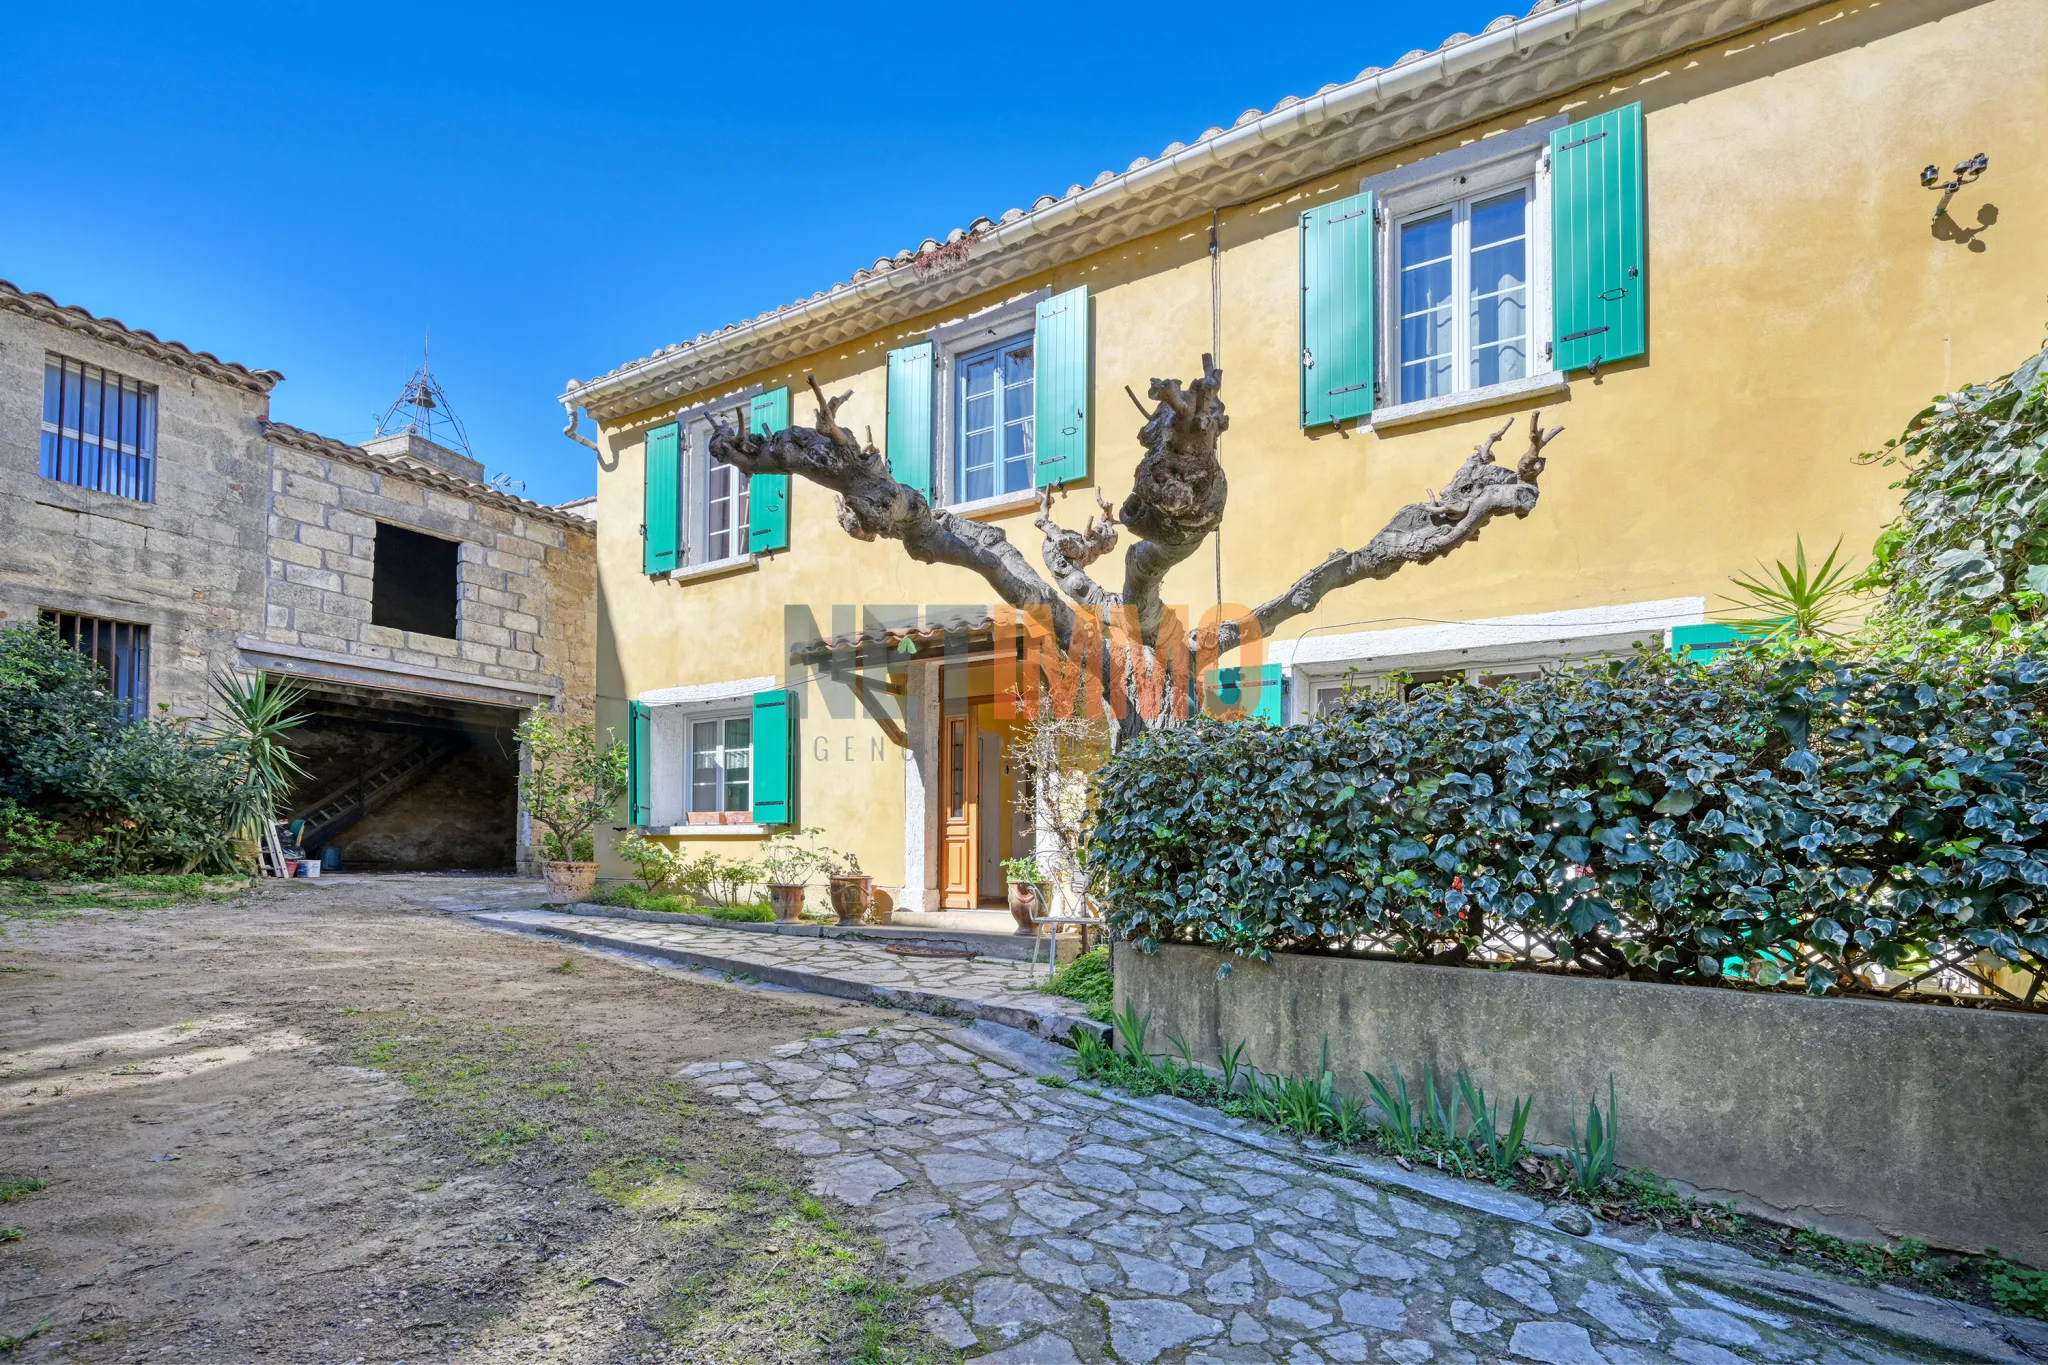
<box><xmin>1034</xmin><ymin>487</ymin><xmax>1119</xmax><ymax>606</ymax></box>
<box><xmin>708</xmin><ymin>378</ymin><xmax>1072</xmax><ymax>637</ymax></box>
<box><xmin>1210</xmin><ymin>411</ymin><xmax>1561</xmax><ymax>653</ymax></box>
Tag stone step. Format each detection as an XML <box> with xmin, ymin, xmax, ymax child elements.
<box><xmin>560</xmin><ymin>901</ymin><xmax>1077</xmax><ymax>963</ymax></box>
<box><xmin>477</xmin><ymin>908</ymin><xmax>1106</xmax><ymax>1043</ymax></box>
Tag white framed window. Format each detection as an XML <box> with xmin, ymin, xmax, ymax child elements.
<box><xmin>1363</xmin><ymin>118</ymin><xmax>1562</xmax><ymax>427</ymax></box>
<box><xmin>689</xmin><ymin>710</ymin><xmax>753</xmax><ymax>814</ymax></box>
<box><xmin>1395</xmin><ymin>185</ymin><xmax>1533</xmax><ymax>403</ymax></box>
<box><xmin>682</xmin><ymin>416</ymin><xmax>751</xmax><ymax>568</ymax></box>
<box><xmin>955</xmin><ymin>335</ymin><xmax>1035</xmax><ymax>503</ymax></box>
<box><xmin>927</xmin><ymin>289</ymin><xmax>1047</xmax><ymax>509</ymax></box>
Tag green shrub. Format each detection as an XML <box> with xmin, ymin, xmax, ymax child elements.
<box><xmin>1042</xmin><ymin>946</ymin><xmax>1113</xmax><ymax>1021</ymax></box>
<box><xmin>1089</xmin><ymin>639</ymin><xmax>2048</xmax><ymax>997</ymax></box>
<box><xmin>0</xmin><ymin>626</ymin><xmax>245</xmax><ymax>877</ymax></box>
<box><xmin>587</xmin><ymin>883</ymin><xmax>773</xmax><ymax>922</ymax></box>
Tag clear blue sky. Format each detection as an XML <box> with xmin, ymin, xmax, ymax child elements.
<box><xmin>2</xmin><ymin>2</ymin><xmax>1515</xmax><ymax>506</ymax></box>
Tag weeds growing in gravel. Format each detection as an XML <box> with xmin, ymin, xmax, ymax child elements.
<box><xmin>0</xmin><ymin>1177</ymin><xmax>45</xmax><ymax>1204</ymax></box>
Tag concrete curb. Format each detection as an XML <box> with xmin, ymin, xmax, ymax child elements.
<box><xmin>483</xmin><ymin>911</ymin><xmax>1109</xmax><ymax>1045</ymax></box>
<box><xmin>942</xmin><ymin>1022</ymin><xmax>2045</xmax><ymax>1365</ymax></box>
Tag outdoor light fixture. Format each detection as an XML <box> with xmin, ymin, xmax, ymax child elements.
<box><xmin>1922</xmin><ymin>152</ymin><xmax>1988</xmax><ymax>220</ymax></box>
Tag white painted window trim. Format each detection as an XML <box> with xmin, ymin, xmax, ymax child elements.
<box><xmin>1274</xmin><ymin>597</ymin><xmax>1705</xmax><ymax>723</ymax></box>
<box><xmin>666</xmin><ymin>552</ymin><xmax>758</xmax><ymax>585</ymax></box>
<box><xmin>643</xmin><ymin>824</ymin><xmax>771</xmax><ymax>838</ymax></box>
<box><xmin>927</xmin><ymin>288</ymin><xmax>1047</xmax><ymax>509</ymax></box>
<box><xmin>683</xmin><ymin>706</ymin><xmax>755</xmax><ymax>818</ymax></box>
<box><xmin>1361</xmin><ymin>118</ymin><xmax>1564</xmax><ymax>430</ymax></box>
<box><xmin>677</xmin><ymin>412</ymin><xmax>759</xmax><ymax>572</ymax></box>
<box><xmin>636</xmin><ymin>674</ymin><xmax>777</xmax><ymax>828</ymax></box>
<box><xmin>950</xmin><ymin>488</ymin><xmax>1041</xmax><ymax>521</ymax></box>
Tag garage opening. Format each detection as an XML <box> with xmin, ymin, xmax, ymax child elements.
<box><xmin>281</xmin><ymin>681</ymin><xmax>521</xmax><ymax>872</ymax></box>
<box><xmin>371</xmin><ymin>523</ymin><xmax>460</xmax><ymax>638</ymax></box>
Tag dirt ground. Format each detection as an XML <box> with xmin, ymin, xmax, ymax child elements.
<box><xmin>0</xmin><ymin>873</ymin><xmax>945</xmax><ymax>1364</ymax></box>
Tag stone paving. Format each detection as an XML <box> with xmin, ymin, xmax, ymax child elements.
<box><xmin>484</xmin><ymin>909</ymin><xmax>1096</xmax><ymax>1036</ymax></box>
<box><xmin>683</xmin><ymin>1021</ymin><xmax>1952</xmax><ymax>1365</ymax></box>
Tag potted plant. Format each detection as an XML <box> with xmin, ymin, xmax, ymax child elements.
<box><xmin>1000</xmin><ymin>856</ymin><xmax>1044</xmax><ymax>935</ymax></box>
<box><xmin>820</xmin><ymin>846</ymin><xmax>872</xmax><ymax>926</ymax></box>
<box><xmin>516</xmin><ymin>708</ymin><xmax>628</xmax><ymax>905</ymax></box>
<box><xmin>758</xmin><ymin>827</ymin><xmax>825</xmax><ymax>922</ymax></box>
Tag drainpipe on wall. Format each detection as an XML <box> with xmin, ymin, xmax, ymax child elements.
<box><xmin>561</xmin><ymin>396</ymin><xmax>598</xmax><ymax>453</ymax></box>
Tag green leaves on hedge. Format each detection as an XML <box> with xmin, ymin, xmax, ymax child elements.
<box><xmin>1086</xmin><ymin>643</ymin><xmax>2048</xmax><ymax>1003</ymax></box>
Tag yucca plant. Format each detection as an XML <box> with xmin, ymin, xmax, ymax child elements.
<box><xmin>1718</xmin><ymin>536</ymin><xmax>1862</xmax><ymax>639</ymax></box>
<box><xmin>209</xmin><ymin>669</ymin><xmax>310</xmax><ymax>867</ymax></box>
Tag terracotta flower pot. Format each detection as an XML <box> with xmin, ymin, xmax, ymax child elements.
<box><xmin>541</xmin><ymin>860</ymin><xmax>599</xmax><ymax>905</ymax></box>
<box><xmin>768</xmin><ymin>884</ymin><xmax>807</xmax><ymax>922</ymax></box>
<box><xmin>829</xmin><ymin>874</ymin><xmax>873</xmax><ymax>926</ymax></box>
<box><xmin>1008</xmin><ymin>881</ymin><xmax>1037</xmax><ymax>935</ymax></box>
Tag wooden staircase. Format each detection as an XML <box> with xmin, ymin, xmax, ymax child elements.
<box><xmin>291</xmin><ymin>738</ymin><xmax>463</xmax><ymax>849</ymax></box>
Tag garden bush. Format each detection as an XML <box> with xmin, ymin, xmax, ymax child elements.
<box><xmin>0</xmin><ymin>624</ymin><xmax>245</xmax><ymax>876</ymax></box>
<box><xmin>1088</xmin><ymin>638</ymin><xmax>2048</xmax><ymax>1000</ymax></box>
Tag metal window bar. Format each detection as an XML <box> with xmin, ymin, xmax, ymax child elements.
<box><xmin>39</xmin><ymin>610</ymin><xmax>151</xmax><ymax>721</ymax></box>
<box><xmin>40</xmin><ymin>356</ymin><xmax>157</xmax><ymax>502</ymax></box>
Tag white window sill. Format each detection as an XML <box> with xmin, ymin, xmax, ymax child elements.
<box><xmin>945</xmin><ymin>489</ymin><xmax>1041</xmax><ymax>521</ymax></box>
<box><xmin>640</xmin><ymin>824</ymin><xmax>772</xmax><ymax>837</ymax></box>
<box><xmin>1369</xmin><ymin>371</ymin><xmax>1569</xmax><ymax>432</ymax></box>
<box><xmin>665</xmin><ymin>554</ymin><xmax>758</xmax><ymax>585</ymax></box>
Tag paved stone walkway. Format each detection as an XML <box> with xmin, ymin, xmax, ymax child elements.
<box><xmin>483</xmin><ymin>909</ymin><xmax>1096</xmax><ymax>1038</ymax></box>
<box><xmin>687</xmin><ymin>1021</ymin><xmax>1994</xmax><ymax>1365</ymax></box>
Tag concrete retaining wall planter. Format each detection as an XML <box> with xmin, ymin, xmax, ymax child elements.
<box><xmin>1113</xmin><ymin>942</ymin><xmax>2048</xmax><ymax>1264</ymax></box>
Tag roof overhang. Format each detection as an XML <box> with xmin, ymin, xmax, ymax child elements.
<box><xmin>564</xmin><ymin>0</ymin><xmax>1824</xmax><ymax>423</ymax></box>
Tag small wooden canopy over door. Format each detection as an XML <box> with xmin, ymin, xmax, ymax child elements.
<box><xmin>939</xmin><ymin>713</ymin><xmax>978</xmax><ymax>907</ymax></box>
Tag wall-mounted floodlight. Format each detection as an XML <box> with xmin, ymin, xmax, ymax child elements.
<box><xmin>1922</xmin><ymin>153</ymin><xmax>1988</xmax><ymax>220</ymax></box>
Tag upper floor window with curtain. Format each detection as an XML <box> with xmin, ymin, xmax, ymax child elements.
<box><xmin>955</xmin><ymin>336</ymin><xmax>1034</xmax><ymax>503</ymax></box>
<box><xmin>42</xmin><ymin>355</ymin><xmax>157</xmax><ymax>502</ymax></box>
<box><xmin>1397</xmin><ymin>185</ymin><xmax>1531</xmax><ymax>404</ymax></box>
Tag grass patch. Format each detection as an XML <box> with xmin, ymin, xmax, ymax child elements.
<box><xmin>0</xmin><ymin>1177</ymin><xmax>46</xmax><ymax>1204</ymax></box>
<box><xmin>0</xmin><ymin>873</ymin><xmax>251</xmax><ymax>917</ymax></box>
<box><xmin>330</xmin><ymin>1010</ymin><xmax>949</xmax><ymax>1362</ymax></box>
<box><xmin>0</xmin><ymin>1319</ymin><xmax>52</xmax><ymax>1352</ymax></box>
<box><xmin>1040</xmin><ymin>946</ymin><xmax>1112</xmax><ymax>1022</ymax></box>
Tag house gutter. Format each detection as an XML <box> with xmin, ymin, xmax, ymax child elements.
<box><xmin>561</xmin><ymin>0</ymin><xmax>1646</xmax><ymax>422</ymax></box>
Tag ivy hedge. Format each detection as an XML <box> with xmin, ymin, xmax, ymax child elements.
<box><xmin>1087</xmin><ymin>642</ymin><xmax>2048</xmax><ymax>1002</ymax></box>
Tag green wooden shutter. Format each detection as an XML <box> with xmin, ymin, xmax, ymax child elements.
<box><xmin>748</xmin><ymin>388</ymin><xmax>791</xmax><ymax>553</ymax></box>
<box><xmin>1033</xmin><ymin>286</ymin><xmax>1090</xmax><ymax>487</ymax></box>
<box><xmin>1670</xmin><ymin>624</ymin><xmax>1745</xmax><ymax>661</ymax></box>
<box><xmin>1551</xmin><ymin>102</ymin><xmax>1646</xmax><ymax>373</ymax></box>
<box><xmin>751</xmin><ymin>688</ymin><xmax>794</xmax><ymax>825</ymax></box>
<box><xmin>628</xmin><ymin>701</ymin><xmax>652</xmax><ymax>825</ymax></box>
<box><xmin>643</xmin><ymin>423</ymin><xmax>680</xmax><ymax>575</ymax></box>
<box><xmin>1300</xmin><ymin>190</ymin><xmax>1377</xmax><ymax>428</ymax></box>
<box><xmin>887</xmin><ymin>342</ymin><xmax>936</xmax><ymax>499</ymax></box>
<box><xmin>1200</xmin><ymin>664</ymin><xmax>1284</xmax><ymax>723</ymax></box>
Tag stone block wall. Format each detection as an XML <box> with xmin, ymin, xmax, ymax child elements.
<box><xmin>261</xmin><ymin>427</ymin><xmax>596</xmax><ymax>721</ymax></box>
<box><xmin>0</xmin><ymin>293</ymin><xmax>278</xmax><ymax>719</ymax></box>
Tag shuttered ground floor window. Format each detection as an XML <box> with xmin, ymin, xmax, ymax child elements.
<box><xmin>41</xmin><ymin>610</ymin><xmax>151</xmax><ymax>721</ymax></box>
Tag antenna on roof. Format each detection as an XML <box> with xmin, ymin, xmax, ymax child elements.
<box><xmin>374</xmin><ymin>332</ymin><xmax>473</xmax><ymax>455</ymax></box>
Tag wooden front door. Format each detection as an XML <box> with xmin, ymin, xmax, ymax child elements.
<box><xmin>939</xmin><ymin>713</ymin><xmax>978</xmax><ymax>907</ymax></box>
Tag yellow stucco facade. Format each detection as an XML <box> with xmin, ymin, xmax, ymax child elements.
<box><xmin>575</xmin><ymin>0</ymin><xmax>2046</xmax><ymax>909</ymax></box>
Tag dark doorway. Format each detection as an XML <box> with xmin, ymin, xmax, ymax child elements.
<box><xmin>371</xmin><ymin>524</ymin><xmax>460</xmax><ymax>638</ymax></box>
<box><xmin>282</xmin><ymin>682</ymin><xmax>519</xmax><ymax>872</ymax></box>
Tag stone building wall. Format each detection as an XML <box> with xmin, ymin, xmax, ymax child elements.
<box><xmin>0</xmin><ymin>282</ymin><xmax>280</xmax><ymax>719</ymax></box>
<box><xmin>255</xmin><ymin>424</ymin><xmax>596</xmax><ymax>720</ymax></box>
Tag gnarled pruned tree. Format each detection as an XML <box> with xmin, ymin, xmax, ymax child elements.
<box><xmin>708</xmin><ymin>359</ymin><xmax>1560</xmax><ymax>735</ymax></box>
